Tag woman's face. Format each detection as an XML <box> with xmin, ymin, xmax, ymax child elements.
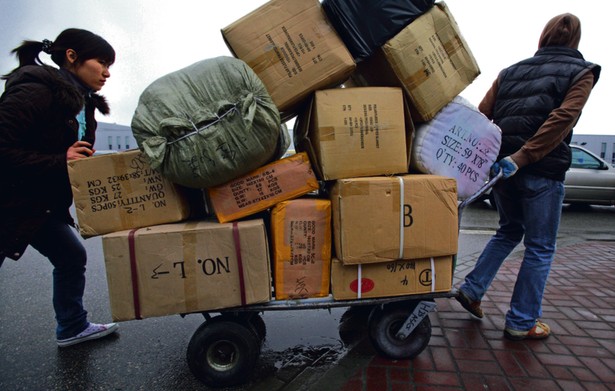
<box><xmin>71</xmin><ymin>58</ymin><xmax>111</xmax><ymax>91</ymax></box>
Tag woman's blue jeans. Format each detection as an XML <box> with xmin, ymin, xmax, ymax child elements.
<box><xmin>30</xmin><ymin>217</ymin><xmax>89</xmax><ymax>339</ymax></box>
<box><xmin>460</xmin><ymin>173</ymin><xmax>565</xmax><ymax>331</ymax></box>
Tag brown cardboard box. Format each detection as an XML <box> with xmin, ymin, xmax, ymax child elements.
<box><xmin>351</xmin><ymin>2</ymin><xmax>480</xmax><ymax>122</ymax></box>
<box><xmin>331</xmin><ymin>256</ymin><xmax>453</xmax><ymax>300</ymax></box>
<box><xmin>330</xmin><ymin>175</ymin><xmax>458</xmax><ymax>264</ymax></box>
<box><xmin>271</xmin><ymin>198</ymin><xmax>331</xmax><ymax>300</ymax></box>
<box><xmin>221</xmin><ymin>0</ymin><xmax>355</xmax><ymax>116</ymax></box>
<box><xmin>293</xmin><ymin>87</ymin><xmax>413</xmax><ymax>181</ymax></box>
<box><xmin>68</xmin><ymin>150</ymin><xmax>190</xmax><ymax>238</ymax></box>
<box><xmin>102</xmin><ymin>219</ymin><xmax>271</xmax><ymax>321</ymax></box>
<box><xmin>207</xmin><ymin>152</ymin><xmax>319</xmax><ymax>223</ymax></box>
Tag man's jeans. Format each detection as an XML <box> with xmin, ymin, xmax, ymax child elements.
<box><xmin>30</xmin><ymin>218</ymin><xmax>89</xmax><ymax>339</ymax></box>
<box><xmin>460</xmin><ymin>173</ymin><xmax>564</xmax><ymax>331</ymax></box>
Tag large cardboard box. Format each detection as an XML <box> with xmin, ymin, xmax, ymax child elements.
<box><xmin>293</xmin><ymin>87</ymin><xmax>413</xmax><ymax>181</ymax></box>
<box><xmin>330</xmin><ymin>175</ymin><xmax>458</xmax><ymax>264</ymax></box>
<box><xmin>68</xmin><ymin>150</ymin><xmax>190</xmax><ymax>238</ymax></box>
<box><xmin>271</xmin><ymin>198</ymin><xmax>331</xmax><ymax>300</ymax></box>
<box><xmin>351</xmin><ymin>2</ymin><xmax>480</xmax><ymax>122</ymax></box>
<box><xmin>331</xmin><ymin>256</ymin><xmax>453</xmax><ymax>300</ymax></box>
<box><xmin>221</xmin><ymin>0</ymin><xmax>356</xmax><ymax>117</ymax></box>
<box><xmin>102</xmin><ymin>219</ymin><xmax>271</xmax><ymax>321</ymax></box>
<box><xmin>207</xmin><ymin>152</ymin><xmax>319</xmax><ymax>223</ymax></box>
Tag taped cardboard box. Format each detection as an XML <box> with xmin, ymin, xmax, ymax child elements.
<box><xmin>271</xmin><ymin>198</ymin><xmax>331</xmax><ymax>300</ymax></box>
<box><xmin>330</xmin><ymin>175</ymin><xmax>458</xmax><ymax>264</ymax></box>
<box><xmin>293</xmin><ymin>87</ymin><xmax>414</xmax><ymax>181</ymax></box>
<box><xmin>208</xmin><ymin>152</ymin><xmax>319</xmax><ymax>223</ymax></box>
<box><xmin>221</xmin><ymin>0</ymin><xmax>355</xmax><ymax>117</ymax></box>
<box><xmin>351</xmin><ymin>2</ymin><xmax>480</xmax><ymax>122</ymax></box>
<box><xmin>68</xmin><ymin>149</ymin><xmax>190</xmax><ymax>238</ymax></box>
<box><xmin>331</xmin><ymin>256</ymin><xmax>453</xmax><ymax>300</ymax></box>
<box><xmin>102</xmin><ymin>219</ymin><xmax>271</xmax><ymax>321</ymax></box>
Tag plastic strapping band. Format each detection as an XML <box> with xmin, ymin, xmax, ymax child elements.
<box><xmin>357</xmin><ymin>264</ymin><xmax>362</xmax><ymax>299</ymax></box>
<box><xmin>398</xmin><ymin>176</ymin><xmax>405</xmax><ymax>259</ymax></box>
<box><xmin>430</xmin><ymin>257</ymin><xmax>436</xmax><ymax>293</ymax></box>
<box><xmin>167</xmin><ymin>105</ymin><xmax>238</xmax><ymax>145</ymax></box>
<box><xmin>232</xmin><ymin>222</ymin><xmax>247</xmax><ymax>306</ymax></box>
<box><xmin>128</xmin><ymin>229</ymin><xmax>142</xmax><ymax>320</ymax></box>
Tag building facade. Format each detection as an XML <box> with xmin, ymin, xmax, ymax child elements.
<box><xmin>94</xmin><ymin>122</ymin><xmax>138</xmax><ymax>152</ymax></box>
<box><xmin>571</xmin><ymin>134</ymin><xmax>615</xmax><ymax>165</ymax></box>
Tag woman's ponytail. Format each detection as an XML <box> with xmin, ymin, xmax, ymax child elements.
<box><xmin>2</xmin><ymin>40</ymin><xmax>48</xmax><ymax>79</ymax></box>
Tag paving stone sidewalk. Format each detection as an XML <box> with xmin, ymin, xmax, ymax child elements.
<box><xmin>303</xmin><ymin>240</ymin><xmax>615</xmax><ymax>391</ymax></box>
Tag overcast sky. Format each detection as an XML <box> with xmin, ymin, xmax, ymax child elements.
<box><xmin>0</xmin><ymin>0</ymin><xmax>611</xmax><ymax>135</ymax></box>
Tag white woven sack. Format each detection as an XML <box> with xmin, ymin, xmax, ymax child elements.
<box><xmin>411</xmin><ymin>96</ymin><xmax>502</xmax><ymax>200</ymax></box>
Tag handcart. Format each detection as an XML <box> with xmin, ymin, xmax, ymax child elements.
<box><xmin>185</xmin><ymin>172</ymin><xmax>503</xmax><ymax>388</ymax></box>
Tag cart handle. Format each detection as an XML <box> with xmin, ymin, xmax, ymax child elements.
<box><xmin>458</xmin><ymin>169</ymin><xmax>504</xmax><ymax>228</ymax></box>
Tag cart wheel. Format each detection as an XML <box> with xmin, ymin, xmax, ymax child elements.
<box><xmin>209</xmin><ymin>313</ymin><xmax>266</xmax><ymax>343</ymax></box>
<box><xmin>368</xmin><ymin>306</ymin><xmax>432</xmax><ymax>360</ymax></box>
<box><xmin>187</xmin><ymin>320</ymin><xmax>260</xmax><ymax>387</ymax></box>
<box><xmin>246</xmin><ymin>313</ymin><xmax>267</xmax><ymax>342</ymax></box>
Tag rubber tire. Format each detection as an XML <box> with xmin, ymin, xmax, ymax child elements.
<box><xmin>368</xmin><ymin>306</ymin><xmax>432</xmax><ymax>360</ymax></box>
<box><xmin>209</xmin><ymin>313</ymin><xmax>266</xmax><ymax>343</ymax></box>
<box><xmin>246</xmin><ymin>313</ymin><xmax>267</xmax><ymax>342</ymax></box>
<box><xmin>187</xmin><ymin>320</ymin><xmax>260</xmax><ymax>388</ymax></box>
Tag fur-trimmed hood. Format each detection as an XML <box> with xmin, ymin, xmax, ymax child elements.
<box><xmin>4</xmin><ymin>65</ymin><xmax>110</xmax><ymax>116</ymax></box>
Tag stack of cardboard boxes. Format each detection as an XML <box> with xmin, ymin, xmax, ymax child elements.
<box><xmin>69</xmin><ymin>0</ymin><xmax>482</xmax><ymax>321</ymax></box>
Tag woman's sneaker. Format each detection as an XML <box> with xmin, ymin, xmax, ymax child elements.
<box><xmin>504</xmin><ymin>320</ymin><xmax>550</xmax><ymax>341</ymax></box>
<box><xmin>57</xmin><ymin>322</ymin><xmax>119</xmax><ymax>347</ymax></box>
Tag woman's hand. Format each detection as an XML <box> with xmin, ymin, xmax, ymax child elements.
<box><xmin>67</xmin><ymin>140</ymin><xmax>96</xmax><ymax>160</ymax></box>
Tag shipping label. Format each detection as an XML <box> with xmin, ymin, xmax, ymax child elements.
<box><xmin>86</xmin><ymin>154</ymin><xmax>173</xmax><ymax>213</ymax></box>
<box><xmin>229</xmin><ymin>168</ymin><xmax>282</xmax><ymax>208</ymax></box>
<box><xmin>265</xmin><ymin>26</ymin><xmax>321</xmax><ymax>79</ymax></box>
<box><xmin>436</xmin><ymin>124</ymin><xmax>494</xmax><ymax>184</ymax></box>
<box><xmin>342</xmin><ymin>103</ymin><xmax>381</xmax><ymax>149</ymax></box>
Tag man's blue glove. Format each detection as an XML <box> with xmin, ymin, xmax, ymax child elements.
<box><xmin>490</xmin><ymin>156</ymin><xmax>519</xmax><ymax>179</ymax></box>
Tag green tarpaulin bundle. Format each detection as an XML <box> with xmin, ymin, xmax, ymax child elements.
<box><xmin>131</xmin><ymin>56</ymin><xmax>285</xmax><ymax>188</ymax></box>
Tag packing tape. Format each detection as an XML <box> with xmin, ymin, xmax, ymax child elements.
<box><xmin>182</xmin><ymin>223</ymin><xmax>199</xmax><ymax>311</ymax></box>
<box><xmin>128</xmin><ymin>228</ymin><xmax>142</xmax><ymax>320</ymax></box>
<box><xmin>232</xmin><ymin>222</ymin><xmax>247</xmax><ymax>306</ymax></box>
<box><xmin>357</xmin><ymin>264</ymin><xmax>362</xmax><ymax>299</ymax></box>
<box><xmin>430</xmin><ymin>257</ymin><xmax>436</xmax><ymax>293</ymax></box>
<box><xmin>319</xmin><ymin>126</ymin><xmax>336</xmax><ymax>142</ymax></box>
<box><xmin>397</xmin><ymin>176</ymin><xmax>405</xmax><ymax>260</ymax></box>
<box><xmin>401</xmin><ymin>67</ymin><xmax>431</xmax><ymax>90</ymax></box>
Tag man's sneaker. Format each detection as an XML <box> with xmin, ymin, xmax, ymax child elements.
<box><xmin>455</xmin><ymin>289</ymin><xmax>484</xmax><ymax>318</ymax></box>
<box><xmin>57</xmin><ymin>322</ymin><xmax>119</xmax><ymax>348</ymax></box>
<box><xmin>504</xmin><ymin>320</ymin><xmax>550</xmax><ymax>341</ymax></box>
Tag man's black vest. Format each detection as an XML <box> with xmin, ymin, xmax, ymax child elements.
<box><xmin>492</xmin><ymin>46</ymin><xmax>599</xmax><ymax>181</ymax></box>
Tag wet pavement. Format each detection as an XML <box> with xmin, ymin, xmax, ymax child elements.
<box><xmin>300</xmin><ymin>240</ymin><xmax>615</xmax><ymax>391</ymax></box>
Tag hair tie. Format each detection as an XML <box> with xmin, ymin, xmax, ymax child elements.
<box><xmin>41</xmin><ymin>39</ymin><xmax>53</xmax><ymax>54</ymax></box>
